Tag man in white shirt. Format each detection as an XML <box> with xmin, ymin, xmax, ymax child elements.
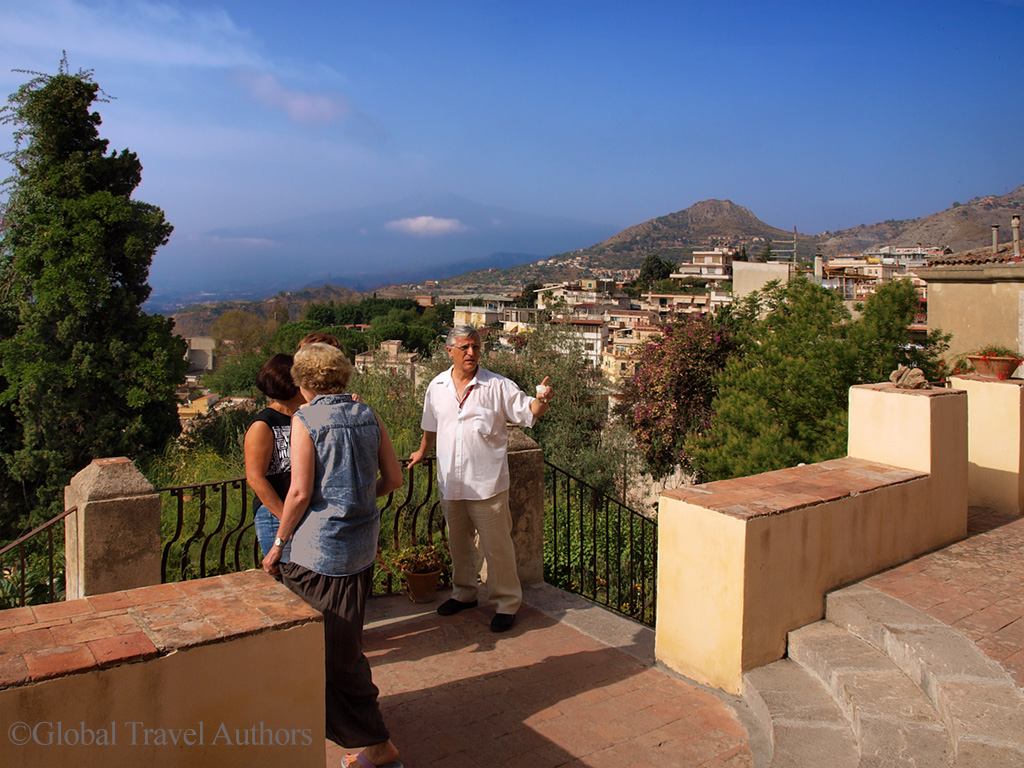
<box><xmin>409</xmin><ymin>325</ymin><xmax>554</xmax><ymax>632</ymax></box>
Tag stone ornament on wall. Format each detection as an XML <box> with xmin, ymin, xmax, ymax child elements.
<box><xmin>889</xmin><ymin>366</ymin><xmax>930</xmax><ymax>389</ymax></box>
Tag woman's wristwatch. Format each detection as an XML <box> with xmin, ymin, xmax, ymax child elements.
<box><xmin>274</xmin><ymin>536</ymin><xmax>289</xmax><ymax>548</ymax></box>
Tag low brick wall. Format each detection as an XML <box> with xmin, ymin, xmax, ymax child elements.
<box><xmin>655</xmin><ymin>384</ymin><xmax>968</xmax><ymax>695</ymax></box>
<box><xmin>0</xmin><ymin>571</ymin><xmax>325</xmax><ymax>767</ymax></box>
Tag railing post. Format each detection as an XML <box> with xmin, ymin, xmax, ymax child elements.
<box><xmin>64</xmin><ymin>457</ymin><xmax>162</xmax><ymax>600</ymax></box>
<box><xmin>507</xmin><ymin>427</ymin><xmax>544</xmax><ymax>585</ymax></box>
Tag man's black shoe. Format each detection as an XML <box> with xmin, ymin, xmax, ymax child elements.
<box><xmin>490</xmin><ymin>613</ymin><xmax>516</xmax><ymax>633</ymax></box>
<box><xmin>437</xmin><ymin>598</ymin><xmax>477</xmax><ymax>616</ymax></box>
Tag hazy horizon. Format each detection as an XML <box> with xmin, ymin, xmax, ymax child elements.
<box><xmin>2</xmin><ymin>0</ymin><xmax>1022</xmax><ymax>306</ymax></box>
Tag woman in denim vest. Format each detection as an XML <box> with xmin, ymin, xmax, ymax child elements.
<box><xmin>263</xmin><ymin>342</ymin><xmax>404</xmax><ymax>768</ymax></box>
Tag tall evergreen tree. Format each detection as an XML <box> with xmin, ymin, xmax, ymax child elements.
<box><xmin>635</xmin><ymin>253</ymin><xmax>674</xmax><ymax>288</ymax></box>
<box><xmin>0</xmin><ymin>60</ymin><xmax>186</xmax><ymax>531</ymax></box>
<box><xmin>686</xmin><ymin>279</ymin><xmax>857</xmax><ymax>481</ymax></box>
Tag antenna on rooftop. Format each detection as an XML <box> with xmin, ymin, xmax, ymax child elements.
<box><xmin>771</xmin><ymin>226</ymin><xmax>798</xmax><ymax>262</ymax></box>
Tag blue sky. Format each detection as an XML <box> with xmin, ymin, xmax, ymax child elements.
<box><xmin>2</xmin><ymin>0</ymin><xmax>1023</xmax><ymax>273</ymax></box>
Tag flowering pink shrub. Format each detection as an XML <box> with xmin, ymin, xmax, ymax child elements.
<box><xmin>615</xmin><ymin>314</ymin><xmax>734</xmax><ymax>479</ymax></box>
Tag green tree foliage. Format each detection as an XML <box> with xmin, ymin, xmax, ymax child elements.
<box><xmin>0</xmin><ymin>61</ymin><xmax>186</xmax><ymax>529</ymax></box>
<box><xmin>476</xmin><ymin>325</ymin><xmax>623</xmax><ymax>494</ymax></box>
<box><xmin>211</xmin><ymin>309</ymin><xmax>266</xmax><ymax>357</ymax></box>
<box><xmin>298</xmin><ymin>297</ymin><xmax>442</xmax><ymax>355</ymax></box>
<box><xmin>366</xmin><ymin>318</ymin><xmax>437</xmax><ymax>353</ymax></box>
<box><xmin>306</xmin><ymin>297</ymin><xmax>419</xmax><ymax>326</ymax></box>
<box><xmin>201</xmin><ymin>353</ymin><xmax>265</xmax><ymax>399</ymax></box>
<box><xmin>304</xmin><ymin>303</ymin><xmax>336</xmax><ymax>326</ymax></box>
<box><xmin>851</xmin><ymin>278</ymin><xmax>949</xmax><ymax>383</ymax></box>
<box><xmin>517</xmin><ymin>281</ymin><xmax>543</xmax><ymax>308</ymax></box>
<box><xmin>263</xmin><ymin>319</ymin><xmax>320</xmax><ymax>356</ymax></box>
<box><xmin>633</xmin><ymin>253</ymin><xmax>675</xmax><ymax>293</ymax></box>
<box><xmin>684</xmin><ymin>277</ymin><xmax>949</xmax><ymax>481</ymax></box>
<box><xmin>349</xmin><ymin>368</ymin><xmax>422</xmax><ymax>457</ymax></box>
<box><xmin>432</xmin><ymin>301</ymin><xmax>455</xmax><ymax>327</ymax></box>
<box><xmin>615</xmin><ymin>314</ymin><xmax>735</xmax><ymax>479</ymax></box>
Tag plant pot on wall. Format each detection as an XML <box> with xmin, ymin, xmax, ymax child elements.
<box><xmin>966</xmin><ymin>355</ymin><xmax>1021</xmax><ymax>380</ymax></box>
<box><xmin>402</xmin><ymin>569</ymin><xmax>441</xmax><ymax>603</ymax></box>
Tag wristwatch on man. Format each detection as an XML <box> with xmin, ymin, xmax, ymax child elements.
<box><xmin>274</xmin><ymin>536</ymin><xmax>289</xmax><ymax>548</ymax></box>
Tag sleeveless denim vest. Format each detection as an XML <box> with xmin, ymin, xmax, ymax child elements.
<box><xmin>290</xmin><ymin>394</ymin><xmax>382</xmax><ymax>577</ymax></box>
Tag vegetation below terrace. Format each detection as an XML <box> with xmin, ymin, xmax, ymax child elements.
<box><xmin>165</xmin><ymin>276</ymin><xmax>945</xmax><ymax>516</ymax></box>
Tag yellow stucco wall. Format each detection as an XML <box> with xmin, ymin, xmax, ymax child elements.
<box><xmin>0</xmin><ymin>624</ymin><xmax>325</xmax><ymax>768</ymax></box>
<box><xmin>926</xmin><ymin>274</ymin><xmax>1024</xmax><ymax>358</ymax></box>
<box><xmin>950</xmin><ymin>375</ymin><xmax>1024</xmax><ymax>515</ymax></box>
<box><xmin>848</xmin><ymin>384</ymin><xmax>967</xmax><ymax>546</ymax></box>
<box><xmin>739</xmin><ymin>479</ymin><xmax>930</xmax><ymax>672</ymax></box>
<box><xmin>655</xmin><ymin>505</ymin><xmax>746</xmax><ymax>692</ymax></box>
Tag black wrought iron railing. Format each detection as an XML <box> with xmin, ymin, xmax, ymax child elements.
<box><xmin>0</xmin><ymin>507</ymin><xmax>74</xmax><ymax>609</ymax></box>
<box><xmin>157</xmin><ymin>457</ymin><xmax>446</xmax><ymax>594</ymax></box>
<box><xmin>159</xmin><ymin>477</ymin><xmax>257</xmax><ymax>582</ymax></box>
<box><xmin>1</xmin><ymin>457</ymin><xmax>659</xmax><ymax>623</ymax></box>
<box><xmin>543</xmin><ymin>461</ymin><xmax>657</xmax><ymax>627</ymax></box>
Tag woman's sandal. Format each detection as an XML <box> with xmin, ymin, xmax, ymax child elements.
<box><xmin>346</xmin><ymin>751</ymin><xmax>404</xmax><ymax>768</ymax></box>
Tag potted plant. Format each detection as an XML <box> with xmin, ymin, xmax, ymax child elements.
<box><xmin>389</xmin><ymin>544</ymin><xmax>450</xmax><ymax>603</ymax></box>
<box><xmin>965</xmin><ymin>345</ymin><xmax>1024</xmax><ymax>380</ymax></box>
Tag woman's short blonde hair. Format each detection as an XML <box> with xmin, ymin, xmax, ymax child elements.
<box><xmin>291</xmin><ymin>342</ymin><xmax>353</xmax><ymax>394</ymax></box>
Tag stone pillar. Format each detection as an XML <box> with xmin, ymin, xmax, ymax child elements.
<box><xmin>848</xmin><ymin>383</ymin><xmax>968</xmax><ymax>528</ymax></box>
<box><xmin>507</xmin><ymin>427</ymin><xmax>545</xmax><ymax>585</ymax></box>
<box><xmin>950</xmin><ymin>375</ymin><xmax>1024</xmax><ymax>515</ymax></box>
<box><xmin>64</xmin><ymin>457</ymin><xmax>163</xmax><ymax>600</ymax></box>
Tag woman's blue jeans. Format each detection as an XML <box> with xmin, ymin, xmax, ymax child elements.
<box><xmin>255</xmin><ymin>504</ymin><xmax>291</xmax><ymax>563</ymax></box>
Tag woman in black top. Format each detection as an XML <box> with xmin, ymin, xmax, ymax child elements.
<box><xmin>245</xmin><ymin>354</ymin><xmax>306</xmax><ymax>560</ymax></box>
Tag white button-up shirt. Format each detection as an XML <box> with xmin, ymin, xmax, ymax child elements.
<box><xmin>421</xmin><ymin>366</ymin><xmax>537</xmax><ymax>500</ymax></box>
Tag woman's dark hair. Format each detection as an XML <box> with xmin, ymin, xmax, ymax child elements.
<box><xmin>255</xmin><ymin>354</ymin><xmax>298</xmax><ymax>401</ymax></box>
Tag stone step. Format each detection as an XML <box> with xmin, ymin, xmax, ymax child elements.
<box><xmin>827</xmin><ymin>583</ymin><xmax>1024</xmax><ymax>768</ymax></box>
<box><xmin>788</xmin><ymin>620</ymin><xmax>952</xmax><ymax>767</ymax></box>
<box><xmin>744</xmin><ymin>658</ymin><xmax>859</xmax><ymax>768</ymax></box>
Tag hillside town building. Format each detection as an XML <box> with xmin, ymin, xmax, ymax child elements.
<box><xmin>918</xmin><ymin>215</ymin><xmax>1024</xmax><ymax>357</ymax></box>
<box><xmin>354</xmin><ymin>339</ymin><xmax>419</xmax><ymax>381</ymax></box>
<box><xmin>669</xmin><ymin>247</ymin><xmax>736</xmax><ymax>282</ymax></box>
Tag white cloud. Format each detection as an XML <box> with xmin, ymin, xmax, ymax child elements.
<box><xmin>385</xmin><ymin>216</ymin><xmax>469</xmax><ymax>237</ymax></box>
<box><xmin>201</xmin><ymin>235</ymin><xmax>278</xmax><ymax>248</ymax></box>
<box><xmin>235</xmin><ymin>69</ymin><xmax>351</xmax><ymax>126</ymax></box>
<box><xmin>0</xmin><ymin>0</ymin><xmax>261</xmax><ymax>71</ymax></box>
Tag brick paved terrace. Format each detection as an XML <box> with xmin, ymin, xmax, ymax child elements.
<box><xmin>332</xmin><ymin>583</ymin><xmax>759</xmax><ymax>768</ymax></box>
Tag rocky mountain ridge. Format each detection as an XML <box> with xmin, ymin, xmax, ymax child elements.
<box><xmin>434</xmin><ymin>186</ymin><xmax>1024</xmax><ymax>291</ymax></box>
<box><xmin>168</xmin><ymin>185</ymin><xmax>1023</xmax><ymax>329</ymax></box>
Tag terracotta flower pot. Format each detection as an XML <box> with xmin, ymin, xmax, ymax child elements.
<box><xmin>401</xmin><ymin>569</ymin><xmax>441</xmax><ymax>603</ymax></box>
<box><xmin>966</xmin><ymin>355</ymin><xmax>1020</xmax><ymax>380</ymax></box>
